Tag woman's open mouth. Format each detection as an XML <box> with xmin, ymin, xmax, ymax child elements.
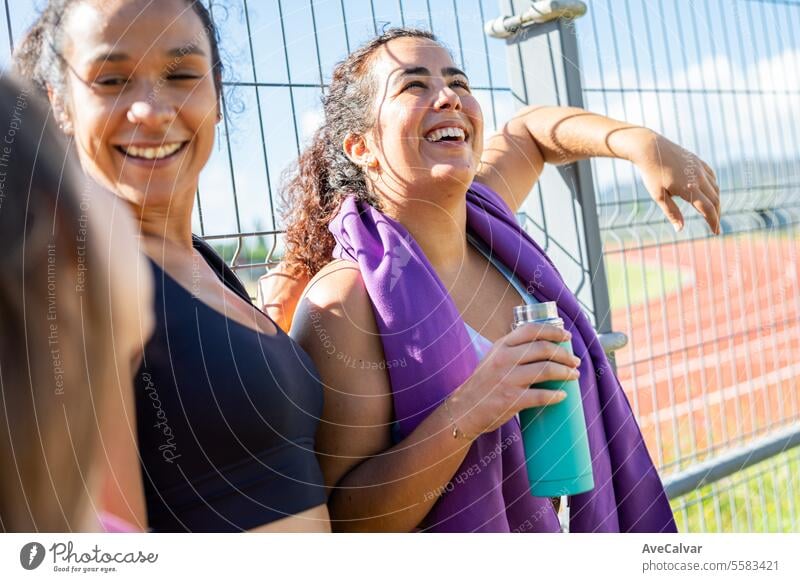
<box><xmin>424</xmin><ymin>126</ymin><xmax>469</xmax><ymax>144</ymax></box>
<box><xmin>114</xmin><ymin>141</ymin><xmax>188</xmax><ymax>161</ymax></box>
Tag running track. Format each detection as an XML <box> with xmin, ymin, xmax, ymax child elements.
<box><xmin>607</xmin><ymin>235</ymin><xmax>800</xmax><ymax>471</ymax></box>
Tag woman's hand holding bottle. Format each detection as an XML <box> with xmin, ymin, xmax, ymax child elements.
<box><xmin>445</xmin><ymin>322</ymin><xmax>581</xmax><ymax>439</ymax></box>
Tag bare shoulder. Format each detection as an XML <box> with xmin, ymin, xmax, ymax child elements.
<box><xmin>291</xmin><ymin>260</ymin><xmax>394</xmax><ymax>490</ymax></box>
<box><xmin>295</xmin><ymin>259</ymin><xmax>377</xmax><ymax>332</ymax></box>
<box><xmin>307</xmin><ymin>259</ymin><xmax>366</xmax><ymax>298</ymax></box>
<box><xmin>291</xmin><ymin>258</ymin><xmax>384</xmax><ymax>388</ymax></box>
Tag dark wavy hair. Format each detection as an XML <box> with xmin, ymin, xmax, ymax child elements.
<box><xmin>13</xmin><ymin>0</ymin><xmax>224</xmax><ymax>99</ymax></box>
<box><xmin>282</xmin><ymin>28</ymin><xmax>438</xmax><ymax>278</ymax></box>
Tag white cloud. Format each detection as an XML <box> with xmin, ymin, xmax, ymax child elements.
<box><xmin>590</xmin><ymin>49</ymin><xmax>800</xmax><ymax>192</ymax></box>
<box><xmin>300</xmin><ymin>108</ymin><xmax>324</xmax><ymax>142</ymax></box>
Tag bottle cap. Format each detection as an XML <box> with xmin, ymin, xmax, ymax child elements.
<box><xmin>513</xmin><ymin>301</ymin><xmax>560</xmax><ymax>326</ymax></box>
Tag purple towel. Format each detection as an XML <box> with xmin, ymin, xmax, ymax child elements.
<box><xmin>329</xmin><ymin>181</ymin><xmax>677</xmax><ymax>533</ymax></box>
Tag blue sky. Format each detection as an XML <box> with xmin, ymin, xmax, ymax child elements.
<box><xmin>2</xmin><ymin>0</ymin><xmax>798</xmax><ymax>240</ymax></box>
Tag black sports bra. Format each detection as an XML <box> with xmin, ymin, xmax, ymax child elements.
<box><xmin>134</xmin><ymin>237</ymin><xmax>326</xmax><ymax>532</ymax></box>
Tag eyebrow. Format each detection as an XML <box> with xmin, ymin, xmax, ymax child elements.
<box><xmin>400</xmin><ymin>66</ymin><xmax>469</xmax><ymax>78</ymax></box>
<box><xmin>167</xmin><ymin>45</ymin><xmax>208</xmax><ymax>59</ymax></box>
<box><xmin>89</xmin><ymin>52</ymin><xmax>129</xmax><ymax>64</ymax></box>
<box><xmin>88</xmin><ymin>45</ymin><xmax>207</xmax><ymax>65</ymax></box>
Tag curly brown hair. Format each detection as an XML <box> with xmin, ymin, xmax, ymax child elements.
<box><xmin>282</xmin><ymin>28</ymin><xmax>439</xmax><ymax>278</ymax></box>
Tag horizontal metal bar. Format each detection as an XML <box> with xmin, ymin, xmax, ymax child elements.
<box><xmin>595</xmin><ymin>183</ymin><xmax>800</xmax><ymax>207</ymax></box>
<box><xmin>583</xmin><ymin>87</ymin><xmax>800</xmax><ymax>97</ymax></box>
<box><xmin>230</xmin><ymin>262</ymin><xmax>276</xmax><ymax>271</ymax></box>
<box><xmin>663</xmin><ymin>426</ymin><xmax>800</xmax><ymax>500</ymax></box>
<box><xmin>743</xmin><ymin>0</ymin><xmax>800</xmax><ymax>8</ymax></box>
<box><xmin>222</xmin><ymin>80</ymin><xmax>513</xmax><ymax>93</ymax></box>
<box><xmin>659</xmin><ymin>415</ymin><xmax>800</xmax><ymax>473</ymax></box>
<box><xmin>600</xmin><ymin>217</ymin><xmax>800</xmax><ymax>235</ymax></box>
<box><xmin>201</xmin><ymin>229</ymin><xmax>283</xmax><ymax>240</ymax></box>
<box><xmin>598</xmin><ymin>204</ymin><xmax>800</xmax><ymax>230</ymax></box>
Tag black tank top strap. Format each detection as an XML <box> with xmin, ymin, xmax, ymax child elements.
<box><xmin>191</xmin><ymin>234</ymin><xmax>251</xmax><ymax>303</ymax></box>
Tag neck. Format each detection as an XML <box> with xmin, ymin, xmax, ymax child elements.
<box><xmin>378</xmin><ymin>179</ymin><xmax>469</xmax><ymax>275</ymax></box>
<box><xmin>128</xmin><ymin>202</ymin><xmax>194</xmax><ymax>253</ymax></box>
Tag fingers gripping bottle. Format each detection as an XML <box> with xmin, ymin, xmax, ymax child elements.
<box><xmin>513</xmin><ymin>302</ymin><xmax>595</xmax><ymax>502</ymax></box>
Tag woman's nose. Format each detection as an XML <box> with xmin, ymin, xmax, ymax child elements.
<box><xmin>126</xmin><ymin>100</ymin><xmax>177</xmax><ymax>128</ymax></box>
<box><xmin>434</xmin><ymin>86</ymin><xmax>462</xmax><ymax>111</ymax></box>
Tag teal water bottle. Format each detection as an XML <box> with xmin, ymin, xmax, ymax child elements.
<box><xmin>514</xmin><ymin>302</ymin><xmax>594</xmax><ymax>498</ymax></box>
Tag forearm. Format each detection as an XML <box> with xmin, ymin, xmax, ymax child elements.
<box><xmin>519</xmin><ymin>105</ymin><xmax>656</xmax><ymax>166</ymax></box>
<box><xmin>328</xmin><ymin>404</ymin><xmax>472</xmax><ymax>532</ymax></box>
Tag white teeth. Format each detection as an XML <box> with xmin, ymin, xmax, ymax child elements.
<box><xmin>120</xmin><ymin>143</ymin><xmax>183</xmax><ymax>160</ymax></box>
<box><xmin>425</xmin><ymin>126</ymin><xmax>466</xmax><ymax>142</ymax></box>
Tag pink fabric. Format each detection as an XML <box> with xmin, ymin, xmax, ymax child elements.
<box><xmin>99</xmin><ymin>512</ymin><xmax>140</xmax><ymax>533</ymax></box>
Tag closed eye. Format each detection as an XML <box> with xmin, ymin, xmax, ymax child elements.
<box><xmin>401</xmin><ymin>80</ymin><xmax>427</xmax><ymax>92</ymax></box>
<box><xmin>94</xmin><ymin>76</ymin><xmax>130</xmax><ymax>88</ymax></box>
<box><xmin>450</xmin><ymin>79</ymin><xmax>471</xmax><ymax>92</ymax></box>
<box><xmin>167</xmin><ymin>73</ymin><xmax>202</xmax><ymax>81</ymax></box>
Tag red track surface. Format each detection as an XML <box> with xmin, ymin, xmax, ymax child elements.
<box><xmin>608</xmin><ymin>235</ymin><xmax>800</xmax><ymax>469</ymax></box>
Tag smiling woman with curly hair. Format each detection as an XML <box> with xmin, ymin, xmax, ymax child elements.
<box><xmin>277</xmin><ymin>28</ymin><xmax>719</xmax><ymax>533</ymax></box>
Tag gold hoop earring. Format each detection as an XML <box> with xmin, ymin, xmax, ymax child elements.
<box><xmin>364</xmin><ymin>160</ymin><xmax>380</xmax><ymax>180</ymax></box>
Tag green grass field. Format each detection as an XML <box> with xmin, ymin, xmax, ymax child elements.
<box><xmin>671</xmin><ymin>447</ymin><xmax>800</xmax><ymax>532</ymax></box>
<box><xmin>604</xmin><ymin>256</ymin><xmax>685</xmax><ymax>311</ymax></box>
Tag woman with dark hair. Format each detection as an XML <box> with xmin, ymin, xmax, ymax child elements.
<box><xmin>0</xmin><ymin>75</ymin><xmax>154</xmax><ymax>532</ymax></box>
<box><xmin>284</xmin><ymin>29</ymin><xmax>720</xmax><ymax>532</ymax></box>
<box><xmin>15</xmin><ymin>0</ymin><xmax>330</xmax><ymax>532</ymax></box>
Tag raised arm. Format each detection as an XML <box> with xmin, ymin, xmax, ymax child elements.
<box><xmin>292</xmin><ymin>260</ymin><xmax>579</xmax><ymax>532</ymax></box>
<box><xmin>476</xmin><ymin>105</ymin><xmax>721</xmax><ymax>234</ymax></box>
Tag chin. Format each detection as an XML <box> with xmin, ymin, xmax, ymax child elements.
<box><xmin>115</xmin><ymin>182</ymin><xmax>175</xmax><ymax>209</ymax></box>
<box><xmin>428</xmin><ymin>165</ymin><xmax>476</xmax><ymax>190</ymax></box>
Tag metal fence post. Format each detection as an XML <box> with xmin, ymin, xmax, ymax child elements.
<box><xmin>496</xmin><ymin>0</ymin><xmax>619</xmax><ymax>358</ymax></box>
